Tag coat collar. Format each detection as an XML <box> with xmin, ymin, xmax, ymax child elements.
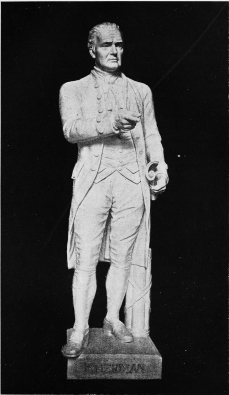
<box><xmin>91</xmin><ymin>66</ymin><xmax>122</xmax><ymax>84</ymax></box>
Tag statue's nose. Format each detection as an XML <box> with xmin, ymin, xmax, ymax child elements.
<box><xmin>111</xmin><ymin>44</ymin><xmax>117</xmax><ymax>54</ymax></box>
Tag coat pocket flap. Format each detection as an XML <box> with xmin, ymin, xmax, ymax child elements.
<box><xmin>97</xmin><ymin>164</ymin><xmax>107</xmax><ymax>174</ymax></box>
<box><xmin>126</xmin><ymin>162</ymin><xmax>139</xmax><ymax>174</ymax></box>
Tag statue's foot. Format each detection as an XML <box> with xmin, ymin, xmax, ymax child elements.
<box><xmin>61</xmin><ymin>327</ymin><xmax>89</xmax><ymax>358</ymax></box>
<box><xmin>103</xmin><ymin>318</ymin><xmax>134</xmax><ymax>343</ymax></box>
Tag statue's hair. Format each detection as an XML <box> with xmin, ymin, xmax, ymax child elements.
<box><xmin>87</xmin><ymin>22</ymin><xmax>122</xmax><ymax>50</ymax></box>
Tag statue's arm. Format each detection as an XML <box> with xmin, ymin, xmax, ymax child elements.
<box><xmin>59</xmin><ymin>83</ymin><xmax>117</xmax><ymax>143</ymax></box>
<box><xmin>143</xmin><ymin>85</ymin><xmax>168</xmax><ymax>181</ymax></box>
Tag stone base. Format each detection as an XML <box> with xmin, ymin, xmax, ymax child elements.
<box><xmin>67</xmin><ymin>328</ymin><xmax>162</xmax><ymax>379</ymax></box>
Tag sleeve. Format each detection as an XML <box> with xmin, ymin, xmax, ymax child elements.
<box><xmin>143</xmin><ymin>85</ymin><xmax>168</xmax><ymax>178</ymax></box>
<box><xmin>59</xmin><ymin>82</ymin><xmax>117</xmax><ymax>144</ymax></box>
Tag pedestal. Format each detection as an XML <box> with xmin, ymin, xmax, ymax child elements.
<box><xmin>67</xmin><ymin>328</ymin><xmax>162</xmax><ymax>379</ymax></box>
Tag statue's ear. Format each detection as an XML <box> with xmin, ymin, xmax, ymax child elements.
<box><xmin>89</xmin><ymin>47</ymin><xmax>96</xmax><ymax>59</ymax></box>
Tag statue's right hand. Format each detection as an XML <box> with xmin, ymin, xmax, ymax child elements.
<box><xmin>112</xmin><ymin>110</ymin><xmax>141</xmax><ymax>132</ymax></box>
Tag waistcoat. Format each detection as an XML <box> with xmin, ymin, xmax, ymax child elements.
<box><xmin>92</xmin><ymin>68</ymin><xmax>140</xmax><ymax>185</ymax></box>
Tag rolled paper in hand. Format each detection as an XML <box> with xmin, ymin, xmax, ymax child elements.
<box><xmin>150</xmin><ymin>192</ymin><xmax>157</xmax><ymax>201</ymax></box>
<box><xmin>146</xmin><ymin>161</ymin><xmax>159</xmax><ymax>201</ymax></box>
<box><xmin>145</xmin><ymin>161</ymin><xmax>159</xmax><ymax>182</ymax></box>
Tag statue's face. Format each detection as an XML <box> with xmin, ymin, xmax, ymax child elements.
<box><xmin>91</xmin><ymin>27</ymin><xmax>123</xmax><ymax>72</ymax></box>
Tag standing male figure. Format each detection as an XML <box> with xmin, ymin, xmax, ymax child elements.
<box><xmin>59</xmin><ymin>22</ymin><xmax>168</xmax><ymax>358</ymax></box>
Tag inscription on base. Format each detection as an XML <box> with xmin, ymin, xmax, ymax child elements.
<box><xmin>84</xmin><ymin>363</ymin><xmax>146</xmax><ymax>374</ymax></box>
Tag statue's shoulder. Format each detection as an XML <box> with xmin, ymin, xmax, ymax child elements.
<box><xmin>125</xmin><ymin>75</ymin><xmax>152</xmax><ymax>97</ymax></box>
<box><xmin>60</xmin><ymin>74</ymin><xmax>92</xmax><ymax>95</ymax></box>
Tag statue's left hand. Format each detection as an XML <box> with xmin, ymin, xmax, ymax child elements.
<box><xmin>150</xmin><ymin>174</ymin><xmax>167</xmax><ymax>195</ymax></box>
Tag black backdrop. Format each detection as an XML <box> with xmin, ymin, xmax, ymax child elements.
<box><xmin>2</xmin><ymin>2</ymin><xmax>228</xmax><ymax>394</ymax></box>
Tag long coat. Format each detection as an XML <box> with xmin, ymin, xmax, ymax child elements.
<box><xmin>59</xmin><ymin>72</ymin><xmax>168</xmax><ymax>270</ymax></box>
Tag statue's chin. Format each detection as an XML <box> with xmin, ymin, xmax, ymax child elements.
<box><xmin>107</xmin><ymin>67</ymin><xmax>119</xmax><ymax>73</ymax></box>
<box><xmin>96</xmin><ymin>63</ymin><xmax>120</xmax><ymax>73</ymax></box>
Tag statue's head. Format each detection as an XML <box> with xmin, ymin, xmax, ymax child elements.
<box><xmin>88</xmin><ymin>22</ymin><xmax>123</xmax><ymax>73</ymax></box>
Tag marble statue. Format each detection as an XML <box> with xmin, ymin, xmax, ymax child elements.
<box><xmin>59</xmin><ymin>22</ymin><xmax>168</xmax><ymax>359</ymax></box>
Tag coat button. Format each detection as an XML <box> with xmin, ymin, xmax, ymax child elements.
<box><xmin>94</xmin><ymin>153</ymin><xmax>99</xmax><ymax>157</ymax></box>
<box><xmin>94</xmin><ymin>82</ymin><xmax>99</xmax><ymax>88</ymax></box>
<box><xmin>91</xmin><ymin>167</ymin><xmax>96</xmax><ymax>171</ymax></box>
<box><xmin>97</xmin><ymin>93</ymin><xmax>102</xmax><ymax>100</ymax></box>
<box><xmin>98</xmin><ymin>107</ymin><xmax>104</xmax><ymax>113</ymax></box>
<box><xmin>118</xmin><ymin>167</ymin><xmax>122</xmax><ymax>171</ymax></box>
<box><xmin>96</xmin><ymin>115</ymin><xmax>102</xmax><ymax>123</ymax></box>
<box><xmin>97</xmin><ymin>125</ymin><xmax>103</xmax><ymax>134</ymax></box>
<box><xmin>107</xmin><ymin>101</ymin><xmax>112</xmax><ymax>109</ymax></box>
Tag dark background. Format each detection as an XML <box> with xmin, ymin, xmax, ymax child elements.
<box><xmin>2</xmin><ymin>2</ymin><xmax>228</xmax><ymax>394</ymax></box>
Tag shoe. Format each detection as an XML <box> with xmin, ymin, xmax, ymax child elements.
<box><xmin>103</xmin><ymin>319</ymin><xmax>134</xmax><ymax>343</ymax></box>
<box><xmin>61</xmin><ymin>328</ymin><xmax>89</xmax><ymax>358</ymax></box>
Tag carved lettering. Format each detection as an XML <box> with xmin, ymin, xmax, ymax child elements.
<box><xmin>130</xmin><ymin>364</ymin><xmax>138</xmax><ymax>373</ymax></box>
<box><xmin>101</xmin><ymin>364</ymin><xmax>112</xmax><ymax>373</ymax></box>
<box><xmin>84</xmin><ymin>363</ymin><xmax>146</xmax><ymax>374</ymax></box>
<box><xmin>130</xmin><ymin>363</ymin><xmax>145</xmax><ymax>373</ymax></box>
<box><xmin>137</xmin><ymin>363</ymin><xmax>145</xmax><ymax>373</ymax></box>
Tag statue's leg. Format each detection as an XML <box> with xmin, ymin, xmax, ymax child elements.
<box><xmin>62</xmin><ymin>178</ymin><xmax>113</xmax><ymax>357</ymax></box>
<box><xmin>105</xmin><ymin>175</ymin><xmax>144</xmax><ymax>326</ymax></box>
<box><xmin>72</xmin><ymin>268</ymin><xmax>96</xmax><ymax>332</ymax></box>
<box><xmin>72</xmin><ymin>179</ymin><xmax>112</xmax><ymax>332</ymax></box>
<box><xmin>105</xmin><ymin>265</ymin><xmax>130</xmax><ymax>323</ymax></box>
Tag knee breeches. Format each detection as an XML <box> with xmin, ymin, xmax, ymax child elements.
<box><xmin>74</xmin><ymin>172</ymin><xmax>144</xmax><ymax>272</ymax></box>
